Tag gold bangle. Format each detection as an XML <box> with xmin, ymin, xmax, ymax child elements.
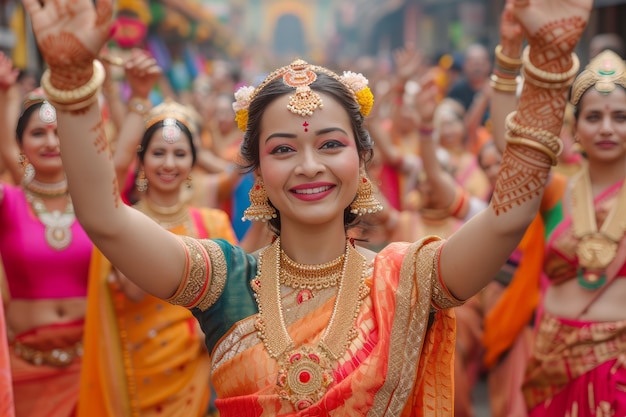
<box><xmin>51</xmin><ymin>92</ymin><xmax>100</xmax><ymax>113</ymax></box>
<box><xmin>505</xmin><ymin>111</ymin><xmax>563</xmax><ymax>157</ymax></box>
<box><xmin>41</xmin><ymin>60</ymin><xmax>106</xmax><ymax>105</ymax></box>
<box><xmin>505</xmin><ymin>133</ymin><xmax>557</xmax><ymax>165</ymax></box>
<box><xmin>127</xmin><ymin>97</ymin><xmax>152</xmax><ymax>116</ymax></box>
<box><xmin>521</xmin><ymin>67</ymin><xmax>573</xmax><ymax>90</ymax></box>
<box><xmin>495</xmin><ymin>44</ymin><xmax>522</xmax><ymax>70</ymax></box>
<box><xmin>522</xmin><ymin>46</ymin><xmax>580</xmax><ymax>84</ymax></box>
<box><xmin>489</xmin><ymin>74</ymin><xmax>519</xmax><ymax>92</ymax></box>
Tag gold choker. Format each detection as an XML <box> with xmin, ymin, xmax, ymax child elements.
<box><xmin>23</xmin><ymin>178</ymin><xmax>68</xmax><ymax>198</ymax></box>
<box><xmin>133</xmin><ymin>199</ymin><xmax>191</xmax><ymax>230</ymax></box>
<box><xmin>279</xmin><ymin>249</ymin><xmax>345</xmax><ymax>290</ymax></box>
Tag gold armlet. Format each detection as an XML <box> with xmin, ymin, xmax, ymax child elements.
<box><xmin>505</xmin><ymin>111</ymin><xmax>563</xmax><ymax>166</ymax></box>
<box><xmin>495</xmin><ymin>44</ymin><xmax>522</xmax><ymax>72</ymax></box>
<box><xmin>489</xmin><ymin>74</ymin><xmax>519</xmax><ymax>93</ymax></box>
<box><xmin>521</xmin><ymin>46</ymin><xmax>580</xmax><ymax>89</ymax></box>
<box><xmin>41</xmin><ymin>60</ymin><xmax>106</xmax><ymax>112</ymax></box>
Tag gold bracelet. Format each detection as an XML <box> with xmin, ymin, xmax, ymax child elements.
<box><xmin>521</xmin><ymin>67</ymin><xmax>574</xmax><ymax>90</ymax></box>
<box><xmin>505</xmin><ymin>111</ymin><xmax>563</xmax><ymax>157</ymax></box>
<box><xmin>495</xmin><ymin>44</ymin><xmax>522</xmax><ymax>71</ymax></box>
<box><xmin>41</xmin><ymin>60</ymin><xmax>106</xmax><ymax>105</ymax></box>
<box><xmin>489</xmin><ymin>74</ymin><xmax>519</xmax><ymax>93</ymax></box>
<box><xmin>522</xmin><ymin>46</ymin><xmax>580</xmax><ymax>84</ymax></box>
<box><xmin>51</xmin><ymin>92</ymin><xmax>100</xmax><ymax>113</ymax></box>
<box><xmin>505</xmin><ymin>133</ymin><xmax>557</xmax><ymax>165</ymax></box>
<box><xmin>127</xmin><ymin>97</ymin><xmax>152</xmax><ymax>116</ymax></box>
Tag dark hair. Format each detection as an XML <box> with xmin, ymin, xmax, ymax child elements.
<box><xmin>15</xmin><ymin>102</ymin><xmax>43</xmax><ymax>144</ymax></box>
<box><xmin>239</xmin><ymin>72</ymin><xmax>375</xmax><ymax>233</ymax></box>
<box><xmin>137</xmin><ymin>120</ymin><xmax>197</xmax><ymax>165</ymax></box>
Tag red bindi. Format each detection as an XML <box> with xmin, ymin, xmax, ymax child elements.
<box><xmin>302</xmin><ymin>121</ymin><xmax>309</xmax><ymax>132</ymax></box>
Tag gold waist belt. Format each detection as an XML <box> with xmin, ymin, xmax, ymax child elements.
<box><xmin>13</xmin><ymin>340</ymin><xmax>83</xmax><ymax>368</ymax></box>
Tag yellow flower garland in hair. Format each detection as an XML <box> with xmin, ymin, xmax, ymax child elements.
<box><xmin>232</xmin><ymin>63</ymin><xmax>374</xmax><ymax>132</ymax></box>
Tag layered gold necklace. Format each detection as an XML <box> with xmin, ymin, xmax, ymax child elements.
<box><xmin>252</xmin><ymin>237</ymin><xmax>369</xmax><ymax>411</ymax></box>
<box><xmin>571</xmin><ymin>166</ymin><xmax>626</xmax><ymax>289</ymax></box>
<box><xmin>133</xmin><ymin>198</ymin><xmax>192</xmax><ymax>231</ymax></box>
<box><xmin>24</xmin><ymin>189</ymin><xmax>74</xmax><ymax>250</ymax></box>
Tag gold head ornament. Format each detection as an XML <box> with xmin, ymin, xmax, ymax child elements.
<box><xmin>232</xmin><ymin>59</ymin><xmax>374</xmax><ymax>132</ymax></box>
<box><xmin>570</xmin><ymin>49</ymin><xmax>626</xmax><ymax>106</ymax></box>
<box><xmin>22</xmin><ymin>87</ymin><xmax>56</xmax><ymax>124</ymax></box>
<box><xmin>144</xmin><ymin>98</ymin><xmax>200</xmax><ymax>142</ymax></box>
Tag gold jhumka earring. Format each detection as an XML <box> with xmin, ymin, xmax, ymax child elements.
<box><xmin>349</xmin><ymin>175</ymin><xmax>383</xmax><ymax>216</ymax></box>
<box><xmin>136</xmin><ymin>170</ymin><xmax>148</xmax><ymax>192</ymax></box>
<box><xmin>242</xmin><ymin>178</ymin><xmax>277</xmax><ymax>222</ymax></box>
<box><xmin>19</xmin><ymin>154</ymin><xmax>35</xmax><ymax>184</ymax></box>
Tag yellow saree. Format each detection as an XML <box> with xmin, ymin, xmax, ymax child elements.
<box><xmin>78</xmin><ymin>206</ymin><xmax>237</xmax><ymax>417</ymax></box>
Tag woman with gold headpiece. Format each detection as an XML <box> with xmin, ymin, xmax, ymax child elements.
<box><xmin>0</xmin><ymin>54</ymin><xmax>93</xmax><ymax>416</ymax></box>
<box><xmin>20</xmin><ymin>0</ymin><xmax>591</xmax><ymax>414</ymax></box>
<box><xmin>77</xmin><ymin>51</ymin><xmax>238</xmax><ymax>416</ymax></box>
<box><xmin>485</xmin><ymin>8</ymin><xmax>626</xmax><ymax>414</ymax></box>
<box><xmin>514</xmin><ymin>48</ymin><xmax>626</xmax><ymax>415</ymax></box>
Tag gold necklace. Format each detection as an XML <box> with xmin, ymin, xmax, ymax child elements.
<box><xmin>24</xmin><ymin>190</ymin><xmax>74</xmax><ymax>250</ymax></box>
<box><xmin>571</xmin><ymin>166</ymin><xmax>626</xmax><ymax>289</ymax></box>
<box><xmin>252</xmin><ymin>237</ymin><xmax>369</xmax><ymax>411</ymax></box>
<box><xmin>23</xmin><ymin>178</ymin><xmax>68</xmax><ymax>198</ymax></box>
<box><xmin>279</xmin><ymin>249</ymin><xmax>344</xmax><ymax>290</ymax></box>
<box><xmin>133</xmin><ymin>199</ymin><xmax>192</xmax><ymax>231</ymax></box>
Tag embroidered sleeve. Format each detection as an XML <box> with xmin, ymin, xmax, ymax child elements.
<box><xmin>167</xmin><ymin>236</ymin><xmax>228</xmax><ymax>311</ymax></box>
<box><xmin>431</xmin><ymin>241</ymin><xmax>465</xmax><ymax>310</ymax></box>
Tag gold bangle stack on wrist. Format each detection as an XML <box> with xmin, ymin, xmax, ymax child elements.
<box><xmin>504</xmin><ymin>111</ymin><xmax>563</xmax><ymax>166</ymax></box>
<box><xmin>127</xmin><ymin>97</ymin><xmax>152</xmax><ymax>116</ymax></box>
<box><xmin>40</xmin><ymin>60</ymin><xmax>106</xmax><ymax>112</ymax></box>
<box><xmin>491</xmin><ymin>45</ymin><xmax>522</xmax><ymax>93</ymax></box>
<box><xmin>521</xmin><ymin>46</ymin><xmax>580</xmax><ymax>90</ymax></box>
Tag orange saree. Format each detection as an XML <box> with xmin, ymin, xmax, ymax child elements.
<box><xmin>182</xmin><ymin>236</ymin><xmax>461</xmax><ymax>416</ymax></box>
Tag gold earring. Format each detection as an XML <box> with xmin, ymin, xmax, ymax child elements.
<box><xmin>186</xmin><ymin>174</ymin><xmax>193</xmax><ymax>189</ymax></box>
<box><xmin>18</xmin><ymin>154</ymin><xmax>35</xmax><ymax>184</ymax></box>
<box><xmin>242</xmin><ymin>178</ymin><xmax>277</xmax><ymax>222</ymax></box>
<box><xmin>350</xmin><ymin>174</ymin><xmax>383</xmax><ymax>216</ymax></box>
<box><xmin>136</xmin><ymin>170</ymin><xmax>148</xmax><ymax>192</ymax></box>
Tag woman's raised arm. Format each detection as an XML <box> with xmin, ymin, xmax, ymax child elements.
<box><xmin>21</xmin><ymin>0</ymin><xmax>187</xmax><ymax>299</ymax></box>
<box><xmin>439</xmin><ymin>0</ymin><xmax>591</xmax><ymax>300</ymax></box>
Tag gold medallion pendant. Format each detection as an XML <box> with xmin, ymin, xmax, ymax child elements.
<box><xmin>252</xmin><ymin>237</ymin><xmax>368</xmax><ymax>410</ymax></box>
<box><xmin>571</xmin><ymin>167</ymin><xmax>626</xmax><ymax>290</ymax></box>
<box><xmin>276</xmin><ymin>346</ymin><xmax>334</xmax><ymax>410</ymax></box>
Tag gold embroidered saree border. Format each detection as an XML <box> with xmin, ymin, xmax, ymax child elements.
<box><xmin>167</xmin><ymin>237</ymin><xmax>228</xmax><ymax>311</ymax></box>
<box><xmin>369</xmin><ymin>236</ymin><xmax>442</xmax><ymax>415</ymax></box>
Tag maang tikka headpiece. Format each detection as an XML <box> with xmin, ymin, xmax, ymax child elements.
<box><xmin>232</xmin><ymin>59</ymin><xmax>374</xmax><ymax>132</ymax></box>
<box><xmin>570</xmin><ymin>49</ymin><xmax>626</xmax><ymax>106</ymax></box>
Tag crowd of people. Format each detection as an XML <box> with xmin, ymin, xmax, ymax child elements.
<box><xmin>2</xmin><ymin>0</ymin><xmax>626</xmax><ymax>415</ymax></box>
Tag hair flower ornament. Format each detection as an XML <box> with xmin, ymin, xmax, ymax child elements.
<box><xmin>341</xmin><ymin>71</ymin><xmax>374</xmax><ymax>117</ymax></box>
<box><xmin>233</xmin><ymin>85</ymin><xmax>255</xmax><ymax>132</ymax></box>
<box><xmin>232</xmin><ymin>59</ymin><xmax>375</xmax><ymax>132</ymax></box>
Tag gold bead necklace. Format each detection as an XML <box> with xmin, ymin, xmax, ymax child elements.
<box><xmin>279</xmin><ymin>249</ymin><xmax>344</xmax><ymax>290</ymax></box>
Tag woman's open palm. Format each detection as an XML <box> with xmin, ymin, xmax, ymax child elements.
<box><xmin>20</xmin><ymin>0</ymin><xmax>113</xmax><ymax>69</ymax></box>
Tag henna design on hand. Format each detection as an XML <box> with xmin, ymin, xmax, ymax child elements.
<box><xmin>527</xmin><ymin>17</ymin><xmax>588</xmax><ymax>71</ymax></box>
<box><xmin>91</xmin><ymin>119</ymin><xmax>108</xmax><ymax>155</ymax></box>
<box><xmin>40</xmin><ymin>34</ymin><xmax>94</xmax><ymax>89</ymax></box>
<box><xmin>112</xmin><ymin>178</ymin><xmax>120</xmax><ymax>208</ymax></box>
<box><xmin>491</xmin><ymin>145</ymin><xmax>551</xmax><ymax>215</ymax></box>
<box><xmin>515</xmin><ymin>18</ymin><xmax>586</xmax><ymax>138</ymax></box>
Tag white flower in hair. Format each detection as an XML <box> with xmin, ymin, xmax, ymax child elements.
<box><xmin>341</xmin><ymin>71</ymin><xmax>369</xmax><ymax>92</ymax></box>
<box><xmin>232</xmin><ymin>86</ymin><xmax>255</xmax><ymax>112</ymax></box>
